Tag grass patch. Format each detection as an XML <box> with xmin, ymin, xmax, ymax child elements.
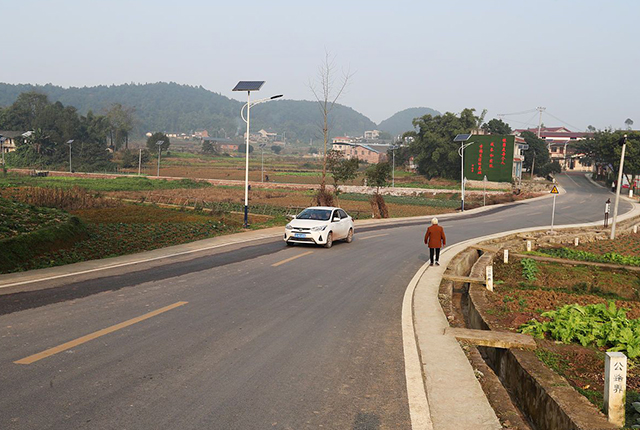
<box><xmin>0</xmin><ymin>174</ymin><xmax>211</xmax><ymax>192</ymax></box>
<box><xmin>339</xmin><ymin>193</ymin><xmax>461</xmax><ymax>208</ymax></box>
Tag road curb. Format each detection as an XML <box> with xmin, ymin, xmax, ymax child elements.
<box><xmin>404</xmin><ymin>196</ymin><xmax>640</xmax><ymax>429</ymax></box>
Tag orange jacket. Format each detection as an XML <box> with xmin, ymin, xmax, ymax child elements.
<box><xmin>424</xmin><ymin>225</ymin><xmax>446</xmax><ymax>248</ymax></box>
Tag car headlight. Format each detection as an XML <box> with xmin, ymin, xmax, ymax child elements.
<box><xmin>311</xmin><ymin>225</ymin><xmax>327</xmax><ymax>231</ymax></box>
<box><xmin>285</xmin><ymin>223</ymin><xmax>293</xmax><ymax>230</ymax></box>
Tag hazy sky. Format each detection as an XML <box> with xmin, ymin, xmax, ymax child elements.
<box><xmin>2</xmin><ymin>0</ymin><xmax>638</xmax><ymax>131</ymax></box>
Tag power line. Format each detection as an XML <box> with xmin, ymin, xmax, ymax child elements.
<box><xmin>497</xmin><ymin>108</ymin><xmax>537</xmax><ymax>117</ymax></box>
<box><xmin>543</xmin><ymin>111</ymin><xmax>583</xmax><ymax>132</ymax></box>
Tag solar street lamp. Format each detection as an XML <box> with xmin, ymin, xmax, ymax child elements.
<box><xmin>454</xmin><ymin>134</ymin><xmax>475</xmax><ymax>211</ymax></box>
<box><xmin>67</xmin><ymin>140</ymin><xmax>74</xmax><ymax>173</ymax></box>
<box><xmin>156</xmin><ymin>140</ymin><xmax>164</xmax><ymax>177</ymax></box>
<box><xmin>233</xmin><ymin>80</ymin><xmax>282</xmax><ymax>228</ymax></box>
<box><xmin>390</xmin><ymin>144</ymin><xmax>399</xmax><ymax>187</ymax></box>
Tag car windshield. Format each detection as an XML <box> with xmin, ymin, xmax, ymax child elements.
<box><xmin>297</xmin><ymin>208</ymin><xmax>332</xmax><ymax>221</ymax></box>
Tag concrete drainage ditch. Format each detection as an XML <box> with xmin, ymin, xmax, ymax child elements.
<box><xmin>437</xmin><ymin>221</ymin><xmax>640</xmax><ymax>430</ymax></box>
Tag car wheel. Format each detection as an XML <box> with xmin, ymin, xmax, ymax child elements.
<box><xmin>286</xmin><ymin>241</ymin><xmax>294</xmax><ymax>246</ymax></box>
<box><xmin>324</xmin><ymin>232</ymin><xmax>333</xmax><ymax>248</ymax></box>
<box><xmin>345</xmin><ymin>228</ymin><xmax>353</xmax><ymax>243</ymax></box>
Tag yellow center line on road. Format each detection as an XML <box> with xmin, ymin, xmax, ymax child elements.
<box><xmin>359</xmin><ymin>233</ymin><xmax>389</xmax><ymax>240</ymax></box>
<box><xmin>272</xmin><ymin>251</ymin><xmax>314</xmax><ymax>267</ymax></box>
<box><xmin>14</xmin><ymin>301</ymin><xmax>188</xmax><ymax>365</ymax></box>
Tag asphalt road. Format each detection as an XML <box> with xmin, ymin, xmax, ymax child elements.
<box><xmin>0</xmin><ymin>173</ymin><xmax>630</xmax><ymax>430</ymax></box>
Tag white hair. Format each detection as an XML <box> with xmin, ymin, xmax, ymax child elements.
<box><xmin>431</xmin><ymin>217</ymin><xmax>438</xmax><ymax>225</ymax></box>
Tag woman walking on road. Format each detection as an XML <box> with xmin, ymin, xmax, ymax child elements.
<box><xmin>425</xmin><ymin>217</ymin><xmax>446</xmax><ymax>266</ymax></box>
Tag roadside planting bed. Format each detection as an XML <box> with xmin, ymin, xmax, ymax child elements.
<box><xmin>483</xmin><ymin>233</ymin><xmax>640</xmax><ymax>422</ymax></box>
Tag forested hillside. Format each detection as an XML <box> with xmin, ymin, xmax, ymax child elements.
<box><xmin>0</xmin><ymin>82</ymin><xmax>378</xmax><ymax>143</ymax></box>
<box><xmin>378</xmin><ymin>107</ymin><xmax>441</xmax><ymax>136</ymax></box>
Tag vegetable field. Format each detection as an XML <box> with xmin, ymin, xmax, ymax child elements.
<box><xmin>483</xmin><ymin>235</ymin><xmax>640</xmax><ymax>419</ymax></box>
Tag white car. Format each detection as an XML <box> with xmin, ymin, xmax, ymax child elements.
<box><xmin>284</xmin><ymin>206</ymin><xmax>354</xmax><ymax>248</ymax></box>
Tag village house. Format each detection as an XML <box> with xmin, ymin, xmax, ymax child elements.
<box><xmin>0</xmin><ymin>130</ymin><xmax>26</xmax><ymax>154</ymax></box>
<box><xmin>514</xmin><ymin>126</ymin><xmax>593</xmax><ymax>172</ymax></box>
<box><xmin>202</xmin><ymin>137</ymin><xmax>239</xmax><ymax>153</ymax></box>
<box><xmin>331</xmin><ymin>141</ymin><xmax>389</xmax><ymax>164</ymax></box>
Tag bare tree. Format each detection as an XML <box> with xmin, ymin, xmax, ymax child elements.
<box><xmin>309</xmin><ymin>51</ymin><xmax>353</xmax><ymax>205</ymax></box>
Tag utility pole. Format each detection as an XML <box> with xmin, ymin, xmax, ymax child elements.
<box><xmin>611</xmin><ymin>135</ymin><xmax>628</xmax><ymax>240</ymax></box>
<box><xmin>531</xmin><ymin>150</ymin><xmax>536</xmax><ymax>180</ymax></box>
<box><xmin>138</xmin><ymin>148</ymin><xmax>142</xmax><ymax>175</ymax></box>
<box><xmin>536</xmin><ymin>107</ymin><xmax>545</xmax><ymax>138</ymax></box>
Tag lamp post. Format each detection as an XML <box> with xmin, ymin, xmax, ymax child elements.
<box><xmin>156</xmin><ymin>140</ymin><xmax>164</xmax><ymax>177</ymax></box>
<box><xmin>390</xmin><ymin>144</ymin><xmax>399</xmax><ymax>187</ymax></box>
<box><xmin>454</xmin><ymin>134</ymin><xmax>474</xmax><ymax>211</ymax></box>
<box><xmin>67</xmin><ymin>140</ymin><xmax>74</xmax><ymax>173</ymax></box>
<box><xmin>233</xmin><ymin>80</ymin><xmax>282</xmax><ymax>228</ymax></box>
<box><xmin>259</xmin><ymin>143</ymin><xmax>267</xmax><ymax>182</ymax></box>
<box><xmin>610</xmin><ymin>134</ymin><xmax>628</xmax><ymax>240</ymax></box>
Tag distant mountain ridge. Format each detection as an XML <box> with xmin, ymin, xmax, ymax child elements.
<box><xmin>0</xmin><ymin>82</ymin><xmax>379</xmax><ymax>143</ymax></box>
<box><xmin>377</xmin><ymin>107</ymin><xmax>441</xmax><ymax>136</ymax></box>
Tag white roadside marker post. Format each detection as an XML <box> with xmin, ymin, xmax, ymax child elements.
<box><xmin>485</xmin><ymin>266</ymin><xmax>493</xmax><ymax>292</ymax></box>
<box><xmin>526</xmin><ymin>240</ymin><xmax>532</xmax><ymax>252</ymax></box>
<box><xmin>503</xmin><ymin>249</ymin><xmax>509</xmax><ymax>264</ymax></box>
<box><xmin>604</xmin><ymin>352</ymin><xmax>627</xmax><ymax>426</ymax></box>
<box><xmin>574</xmin><ymin>237</ymin><xmax>579</xmax><ymax>246</ymax></box>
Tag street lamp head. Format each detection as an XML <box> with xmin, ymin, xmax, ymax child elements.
<box><xmin>270</xmin><ymin>94</ymin><xmax>283</xmax><ymax>100</ymax></box>
<box><xmin>156</xmin><ymin>140</ymin><xmax>164</xmax><ymax>146</ymax></box>
<box><xmin>67</xmin><ymin>139</ymin><xmax>74</xmax><ymax>145</ymax></box>
<box><xmin>618</xmin><ymin>135</ymin><xmax>628</xmax><ymax>147</ymax></box>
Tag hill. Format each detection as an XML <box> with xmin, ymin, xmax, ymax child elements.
<box><xmin>378</xmin><ymin>107</ymin><xmax>441</xmax><ymax>136</ymax></box>
<box><xmin>0</xmin><ymin>82</ymin><xmax>377</xmax><ymax>143</ymax></box>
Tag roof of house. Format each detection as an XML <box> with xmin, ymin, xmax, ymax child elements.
<box><xmin>514</xmin><ymin>127</ymin><xmax>592</xmax><ymax>139</ymax></box>
<box><xmin>0</xmin><ymin>130</ymin><xmax>27</xmax><ymax>139</ymax></box>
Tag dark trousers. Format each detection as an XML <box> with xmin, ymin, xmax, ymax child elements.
<box><xmin>429</xmin><ymin>248</ymin><xmax>441</xmax><ymax>264</ymax></box>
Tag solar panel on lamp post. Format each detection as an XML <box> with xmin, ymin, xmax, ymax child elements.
<box><xmin>156</xmin><ymin>141</ymin><xmax>164</xmax><ymax>178</ymax></box>
<box><xmin>454</xmin><ymin>133</ymin><xmax>474</xmax><ymax>211</ymax></box>
<box><xmin>233</xmin><ymin>81</ymin><xmax>282</xmax><ymax>228</ymax></box>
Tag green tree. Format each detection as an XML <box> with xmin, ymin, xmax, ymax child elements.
<box><xmin>403</xmin><ymin>109</ymin><xmax>478</xmax><ymax>179</ymax></box>
<box><xmin>365</xmin><ymin>162</ymin><xmax>391</xmax><ymax>192</ymax></box>
<box><xmin>146</xmin><ymin>132</ymin><xmax>170</xmax><ymax>153</ymax></box>
<box><xmin>202</xmin><ymin>140</ymin><xmax>215</xmax><ymax>154</ymax></box>
<box><xmin>271</xmin><ymin>145</ymin><xmax>282</xmax><ymax>154</ymax></box>
<box><xmin>378</xmin><ymin>131</ymin><xmax>392</xmax><ymax>140</ymax></box>
<box><xmin>365</xmin><ymin>162</ymin><xmax>391</xmax><ymax>218</ymax></box>
<box><xmin>482</xmin><ymin>118</ymin><xmax>512</xmax><ymax>135</ymax></box>
<box><xmin>237</xmin><ymin>143</ymin><xmax>254</xmax><ymax>154</ymax></box>
<box><xmin>625</xmin><ymin>118</ymin><xmax>634</xmax><ymax>130</ymax></box>
<box><xmin>576</xmin><ymin>130</ymin><xmax>640</xmax><ymax>181</ymax></box>
<box><xmin>520</xmin><ymin>131</ymin><xmax>550</xmax><ymax>174</ymax></box>
<box><xmin>327</xmin><ymin>150</ymin><xmax>359</xmax><ymax>193</ymax></box>
<box><xmin>105</xmin><ymin>103</ymin><xmax>135</xmax><ymax>150</ymax></box>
